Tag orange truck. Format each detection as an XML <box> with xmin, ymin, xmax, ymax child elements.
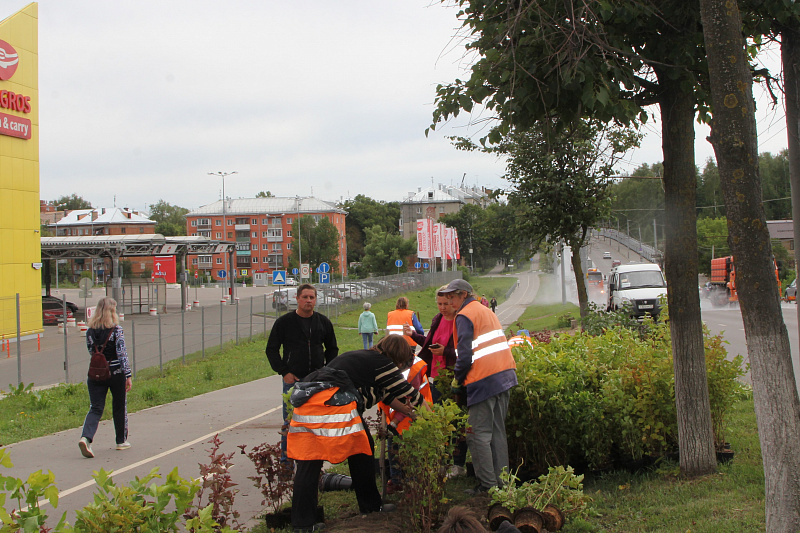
<box><xmin>586</xmin><ymin>268</ymin><xmax>605</xmax><ymax>300</ymax></box>
<box><xmin>708</xmin><ymin>255</ymin><xmax>780</xmax><ymax>307</ymax></box>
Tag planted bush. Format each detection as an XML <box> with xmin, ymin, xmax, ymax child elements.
<box><xmin>506</xmin><ymin>320</ymin><xmax>744</xmax><ymax>474</ymax></box>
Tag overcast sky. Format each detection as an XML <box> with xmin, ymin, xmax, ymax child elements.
<box><xmin>22</xmin><ymin>1</ymin><xmax>789</xmax><ymax>213</ymax></box>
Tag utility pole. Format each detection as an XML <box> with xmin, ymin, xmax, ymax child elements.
<box><xmin>208</xmin><ymin>171</ymin><xmax>237</xmax><ymax>300</ymax></box>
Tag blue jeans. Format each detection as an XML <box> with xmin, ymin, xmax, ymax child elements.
<box><xmin>361</xmin><ymin>332</ymin><xmax>374</xmax><ymax>350</ymax></box>
<box><xmin>82</xmin><ymin>373</ymin><xmax>128</xmax><ymax>445</ymax></box>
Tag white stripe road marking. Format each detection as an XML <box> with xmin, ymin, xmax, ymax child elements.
<box><xmin>35</xmin><ymin>405</ymin><xmax>281</xmax><ymax>508</ymax></box>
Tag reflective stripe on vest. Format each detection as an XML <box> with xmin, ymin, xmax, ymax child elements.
<box><xmin>287</xmin><ymin>387</ymin><xmax>371</xmax><ymax>463</ymax></box>
<box><xmin>508</xmin><ymin>335</ymin><xmax>533</xmax><ymax>349</ymax></box>
<box><xmin>454</xmin><ymin>300</ymin><xmax>516</xmax><ymax>386</ymax></box>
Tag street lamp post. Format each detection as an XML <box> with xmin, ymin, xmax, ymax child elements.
<box><xmin>209</xmin><ymin>171</ymin><xmax>237</xmax><ymax>300</ymax></box>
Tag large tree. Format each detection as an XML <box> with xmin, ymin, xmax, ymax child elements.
<box><xmin>288</xmin><ymin>215</ymin><xmax>340</xmax><ymax>274</ymax></box>
<box><xmin>700</xmin><ymin>0</ymin><xmax>800</xmax><ymax>528</ymax></box>
<box><xmin>361</xmin><ymin>225</ymin><xmax>417</xmax><ymax>275</ymax></box>
<box><xmin>340</xmin><ymin>195</ymin><xmax>402</xmax><ymax>263</ymax></box>
<box><xmin>498</xmin><ymin>120</ymin><xmax>639</xmax><ymax>317</ymax></box>
<box><xmin>430</xmin><ymin>0</ymin><xmax>717</xmax><ymax>475</ymax></box>
<box><xmin>54</xmin><ymin>194</ymin><xmax>92</xmax><ymax>211</ymax></box>
<box><xmin>148</xmin><ymin>199</ymin><xmax>189</xmax><ymax>236</ymax></box>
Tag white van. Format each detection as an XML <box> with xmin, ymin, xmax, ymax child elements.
<box><xmin>607</xmin><ymin>263</ymin><xmax>667</xmax><ymax>318</ymax></box>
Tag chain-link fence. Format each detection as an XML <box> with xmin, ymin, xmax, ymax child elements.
<box><xmin>0</xmin><ymin>270</ymin><xmax>460</xmax><ymax>390</ymax></box>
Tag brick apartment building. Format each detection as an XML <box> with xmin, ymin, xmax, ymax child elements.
<box><xmin>185</xmin><ymin>196</ymin><xmax>346</xmax><ymax>281</ymax></box>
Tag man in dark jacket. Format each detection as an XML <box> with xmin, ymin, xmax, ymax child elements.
<box><xmin>266</xmin><ymin>284</ymin><xmax>338</xmax><ymax>460</ymax></box>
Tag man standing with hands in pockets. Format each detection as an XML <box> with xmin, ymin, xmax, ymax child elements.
<box><xmin>266</xmin><ymin>284</ymin><xmax>338</xmax><ymax>461</ymax></box>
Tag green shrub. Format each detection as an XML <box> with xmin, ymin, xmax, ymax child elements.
<box><xmin>506</xmin><ymin>320</ymin><xmax>744</xmax><ymax>474</ymax></box>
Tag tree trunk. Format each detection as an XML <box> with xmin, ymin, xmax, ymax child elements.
<box><xmin>784</xmin><ymin>26</ymin><xmax>800</xmax><ymax>388</ymax></box>
<box><xmin>570</xmin><ymin>238</ymin><xmax>588</xmax><ymax>318</ymax></box>
<box><xmin>701</xmin><ymin>0</ymin><xmax>800</xmax><ymax>530</ymax></box>
<box><xmin>656</xmin><ymin>74</ymin><xmax>717</xmax><ymax>477</ymax></box>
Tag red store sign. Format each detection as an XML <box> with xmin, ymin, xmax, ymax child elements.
<box><xmin>0</xmin><ymin>111</ymin><xmax>30</xmax><ymax>139</ymax></box>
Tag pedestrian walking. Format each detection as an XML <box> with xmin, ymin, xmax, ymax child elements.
<box><xmin>386</xmin><ymin>296</ymin><xmax>424</xmax><ymax>347</ymax></box>
<box><xmin>358</xmin><ymin>302</ymin><xmax>379</xmax><ymax>349</ymax></box>
<box><xmin>480</xmin><ymin>294</ymin><xmax>489</xmax><ymax>307</ymax></box>
<box><xmin>288</xmin><ymin>335</ymin><xmax>425</xmax><ymax>531</ymax></box>
<box><xmin>490</xmin><ymin>297</ymin><xmax>497</xmax><ymax>313</ymax></box>
<box><xmin>266</xmin><ymin>283</ymin><xmax>338</xmax><ymax>461</ymax></box>
<box><xmin>79</xmin><ymin>297</ymin><xmax>132</xmax><ymax>458</ymax></box>
<box><xmin>439</xmin><ymin>279</ymin><xmax>517</xmax><ymax>493</ymax></box>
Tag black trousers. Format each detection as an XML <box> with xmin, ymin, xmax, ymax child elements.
<box><xmin>291</xmin><ymin>426</ymin><xmax>382</xmax><ymax>528</ymax></box>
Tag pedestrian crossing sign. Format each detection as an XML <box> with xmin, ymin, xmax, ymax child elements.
<box><xmin>273</xmin><ymin>270</ymin><xmax>287</xmax><ymax>285</ymax></box>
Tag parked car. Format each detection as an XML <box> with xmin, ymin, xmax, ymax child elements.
<box><xmin>285</xmin><ymin>277</ymin><xmax>298</xmax><ymax>286</ymax></box>
<box><xmin>42</xmin><ymin>296</ymin><xmax>76</xmax><ymax>326</ymax></box>
<box><xmin>785</xmin><ymin>278</ymin><xmax>796</xmax><ymax>302</ymax></box>
<box><xmin>611</xmin><ymin>259</ymin><xmax>622</xmax><ymax>268</ymax></box>
<box><xmin>603</xmin><ymin>251</ymin><xmax>612</xmax><ymax>259</ymax></box>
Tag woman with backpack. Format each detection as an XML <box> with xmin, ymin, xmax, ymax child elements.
<box><xmin>79</xmin><ymin>297</ymin><xmax>132</xmax><ymax>458</ymax></box>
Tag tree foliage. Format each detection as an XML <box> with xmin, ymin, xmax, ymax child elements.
<box><xmin>361</xmin><ymin>225</ymin><xmax>416</xmax><ymax>275</ymax></box>
<box><xmin>148</xmin><ymin>200</ymin><xmax>189</xmax><ymax>236</ymax></box>
<box><xmin>440</xmin><ymin>202</ymin><xmax>523</xmax><ymax>271</ymax></box>
<box><xmin>255</xmin><ymin>191</ymin><xmax>274</xmax><ymax>198</ymax></box>
<box><xmin>54</xmin><ymin>194</ymin><xmax>92</xmax><ymax>211</ymax></box>
<box><xmin>288</xmin><ymin>215</ymin><xmax>340</xmax><ymax>274</ymax></box>
<box><xmin>340</xmin><ymin>195</ymin><xmax>401</xmax><ymax>263</ymax></box>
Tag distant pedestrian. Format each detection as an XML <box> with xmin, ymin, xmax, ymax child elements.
<box><xmin>358</xmin><ymin>302</ymin><xmax>379</xmax><ymax>349</ymax></box>
<box><xmin>386</xmin><ymin>297</ymin><xmax>424</xmax><ymax>347</ymax></box>
<box><xmin>266</xmin><ymin>284</ymin><xmax>339</xmax><ymax>461</ymax></box>
<box><xmin>480</xmin><ymin>294</ymin><xmax>489</xmax><ymax>307</ymax></box>
<box><xmin>79</xmin><ymin>297</ymin><xmax>132</xmax><ymax>458</ymax></box>
<box><xmin>490</xmin><ymin>297</ymin><xmax>497</xmax><ymax>313</ymax></box>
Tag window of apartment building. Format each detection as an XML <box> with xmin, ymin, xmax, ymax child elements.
<box><xmin>287</xmin><ymin>242</ymin><xmax>292</xmax><ymax>250</ymax></box>
<box><xmin>191</xmin><ymin>220</ymin><xmax>197</xmax><ymax>226</ymax></box>
<box><xmin>199</xmin><ymin>230</ymin><xmax>211</xmax><ymax>237</ymax></box>
<box><xmin>120</xmin><ymin>228</ymin><xmax>126</xmax><ymax>234</ymax></box>
<box><xmin>227</xmin><ymin>220</ymin><xmax>233</xmax><ymax>225</ymax></box>
<box><xmin>192</xmin><ymin>232</ymin><xmax>197</xmax><ymax>236</ymax></box>
<box><xmin>252</xmin><ymin>232</ymin><xmax>257</xmax><ymax>238</ymax></box>
<box><xmin>312</xmin><ymin>215</ymin><xmax>321</xmax><ymax>223</ymax></box>
<box><xmin>287</xmin><ymin>230</ymin><xmax>292</xmax><ymax>238</ymax></box>
<box><xmin>262</xmin><ymin>231</ymin><xmax>268</xmax><ymax>238</ymax></box>
<box><xmin>440</xmin><ymin>206</ymin><xmax>445</xmax><ymax>213</ymax></box>
<box><xmin>416</xmin><ymin>207</ymin><xmax>422</xmax><ymax>214</ymax></box>
<box><xmin>215</xmin><ymin>232</ymin><xmax>221</xmax><ymax>239</ymax></box>
<box><xmin>139</xmin><ymin>227</ymin><xmax>144</xmax><ymax>233</ymax></box>
<box><xmin>216</xmin><ymin>220</ymin><xmax>221</xmax><ymax>226</ymax></box>
<box><xmin>262</xmin><ymin>218</ymin><xmax>268</xmax><ymax>225</ymax></box>
<box><xmin>252</xmin><ymin>218</ymin><xmax>257</xmax><ymax>225</ymax></box>
<box><xmin>272</xmin><ymin>243</ymin><xmax>281</xmax><ymax>251</ymax></box>
<box><xmin>227</xmin><ymin>232</ymin><xmax>232</xmax><ymax>239</ymax></box>
<box><xmin>267</xmin><ymin>228</ymin><xmax>282</xmax><ymax>239</ymax></box>
<box><xmin>252</xmin><ymin>257</ymin><xmax>258</xmax><ymax>263</ymax></box>
<box><xmin>216</xmin><ymin>257</ymin><xmax>222</xmax><ymax>264</ymax></box>
<box><xmin>192</xmin><ymin>258</ymin><xmax>197</xmax><ymax>265</ymax></box>
<box><xmin>262</xmin><ymin>243</ymin><xmax>269</xmax><ymax>250</ymax></box>
<box><xmin>198</xmin><ymin>218</ymin><xmax>210</xmax><ymax>226</ymax></box>
<box><xmin>287</xmin><ymin>217</ymin><xmax>292</xmax><ymax>224</ymax></box>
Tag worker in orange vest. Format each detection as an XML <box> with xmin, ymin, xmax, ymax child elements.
<box><xmin>386</xmin><ymin>297</ymin><xmax>424</xmax><ymax>346</ymax></box>
<box><xmin>288</xmin><ymin>335</ymin><xmax>426</xmax><ymax>532</ymax></box>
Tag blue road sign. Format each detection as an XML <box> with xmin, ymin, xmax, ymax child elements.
<box><xmin>218</xmin><ymin>270</ymin><xmax>227</xmax><ymax>279</ymax></box>
<box><xmin>423</xmin><ymin>262</ymin><xmax>430</xmax><ymax>269</ymax></box>
<box><xmin>414</xmin><ymin>262</ymin><xmax>421</xmax><ymax>269</ymax></box>
<box><xmin>319</xmin><ymin>273</ymin><xmax>330</xmax><ymax>284</ymax></box>
<box><xmin>318</xmin><ymin>262</ymin><xmax>330</xmax><ymax>273</ymax></box>
<box><xmin>292</xmin><ymin>268</ymin><xmax>299</xmax><ymax>275</ymax></box>
<box><xmin>272</xmin><ymin>270</ymin><xmax>287</xmax><ymax>285</ymax></box>
<box><xmin>395</xmin><ymin>259</ymin><xmax>403</xmax><ymax>268</ymax></box>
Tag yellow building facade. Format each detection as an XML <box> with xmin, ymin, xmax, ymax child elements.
<box><xmin>0</xmin><ymin>3</ymin><xmax>41</xmax><ymax>338</ymax></box>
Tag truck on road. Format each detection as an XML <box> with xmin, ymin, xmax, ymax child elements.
<box><xmin>708</xmin><ymin>255</ymin><xmax>780</xmax><ymax>307</ymax></box>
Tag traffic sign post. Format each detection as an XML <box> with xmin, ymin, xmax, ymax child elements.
<box><xmin>300</xmin><ymin>263</ymin><xmax>310</xmax><ymax>280</ymax></box>
<box><xmin>319</xmin><ymin>273</ymin><xmax>330</xmax><ymax>284</ymax></box>
<box><xmin>395</xmin><ymin>259</ymin><xmax>403</xmax><ymax>275</ymax></box>
<box><xmin>272</xmin><ymin>270</ymin><xmax>287</xmax><ymax>285</ymax></box>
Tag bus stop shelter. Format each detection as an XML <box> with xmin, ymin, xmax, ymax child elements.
<box><xmin>40</xmin><ymin>235</ymin><xmax>236</xmax><ymax>313</ymax></box>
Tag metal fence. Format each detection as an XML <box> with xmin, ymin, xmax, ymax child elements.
<box><xmin>597</xmin><ymin>228</ymin><xmax>663</xmax><ymax>264</ymax></box>
<box><xmin>0</xmin><ymin>270</ymin><xmax>460</xmax><ymax>390</ymax></box>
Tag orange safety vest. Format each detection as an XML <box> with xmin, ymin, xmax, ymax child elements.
<box><xmin>387</xmin><ymin>309</ymin><xmax>418</xmax><ymax>346</ymax></box>
<box><xmin>454</xmin><ymin>300</ymin><xmax>516</xmax><ymax>386</ymax></box>
<box><xmin>507</xmin><ymin>335</ymin><xmax>533</xmax><ymax>350</ymax></box>
<box><xmin>379</xmin><ymin>356</ymin><xmax>432</xmax><ymax>434</ymax></box>
<box><xmin>287</xmin><ymin>387</ymin><xmax>371</xmax><ymax>464</ymax></box>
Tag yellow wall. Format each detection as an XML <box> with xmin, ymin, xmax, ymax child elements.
<box><xmin>0</xmin><ymin>3</ymin><xmax>40</xmax><ymax>338</ymax></box>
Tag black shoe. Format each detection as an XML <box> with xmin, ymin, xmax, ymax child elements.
<box><xmin>463</xmin><ymin>484</ymin><xmax>490</xmax><ymax>496</ymax></box>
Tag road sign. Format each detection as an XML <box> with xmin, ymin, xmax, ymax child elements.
<box><xmin>300</xmin><ymin>263</ymin><xmax>310</xmax><ymax>279</ymax></box>
<box><xmin>414</xmin><ymin>262</ymin><xmax>421</xmax><ymax>269</ymax></box>
<box><xmin>218</xmin><ymin>270</ymin><xmax>227</xmax><ymax>279</ymax></box>
<box><xmin>395</xmin><ymin>259</ymin><xmax>403</xmax><ymax>268</ymax></box>
<box><xmin>194</xmin><ymin>271</ymin><xmax>199</xmax><ymax>279</ymax></box>
<box><xmin>319</xmin><ymin>273</ymin><xmax>330</xmax><ymax>284</ymax></box>
<box><xmin>292</xmin><ymin>268</ymin><xmax>299</xmax><ymax>275</ymax></box>
<box><xmin>318</xmin><ymin>262</ymin><xmax>330</xmax><ymax>273</ymax></box>
<box><xmin>272</xmin><ymin>270</ymin><xmax>287</xmax><ymax>285</ymax></box>
<box><xmin>241</xmin><ymin>269</ymin><xmax>248</xmax><ymax>276</ymax></box>
<box><xmin>423</xmin><ymin>262</ymin><xmax>429</xmax><ymax>269</ymax></box>
<box><xmin>79</xmin><ymin>277</ymin><xmax>93</xmax><ymax>291</ymax></box>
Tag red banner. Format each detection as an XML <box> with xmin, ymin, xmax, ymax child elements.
<box><xmin>153</xmin><ymin>256</ymin><xmax>177</xmax><ymax>283</ymax></box>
